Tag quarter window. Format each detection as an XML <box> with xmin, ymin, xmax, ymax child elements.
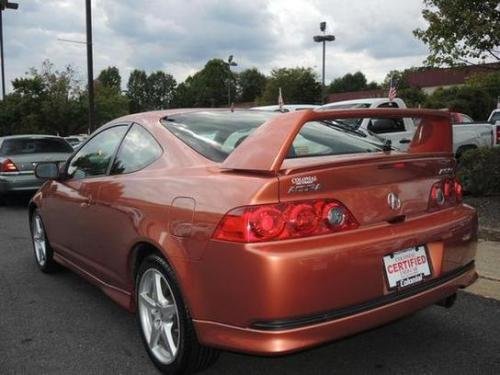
<box><xmin>111</xmin><ymin>124</ymin><xmax>162</xmax><ymax>175</ymax></box>
<box><xmin>67</xmin><ymin>126</ymin><xmax>127</xmax><ymax>179</ymax></box>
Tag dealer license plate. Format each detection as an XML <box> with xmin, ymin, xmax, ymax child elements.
<box><xmin>383</xmin><ymin>246</ymin><xmax>432</xmax><ymax>289</ymax></box>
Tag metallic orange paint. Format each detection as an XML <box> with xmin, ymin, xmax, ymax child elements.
<box><xmin>31</xmin><ymin>108</ymin><xmax>477</xmax><ymax>356</ymax></box>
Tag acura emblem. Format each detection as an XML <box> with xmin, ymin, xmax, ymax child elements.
<box><xmin>387</xmin><ymin>192</ymin><xmax>401</xmax><ymax>210</ymax></box>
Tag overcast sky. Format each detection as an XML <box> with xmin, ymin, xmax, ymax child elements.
<box><xmin>2</xmin><ymin>0</ymin><xmax>430</xmax><ymax>90</ymax></box>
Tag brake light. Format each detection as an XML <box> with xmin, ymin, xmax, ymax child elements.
<box><xmin>213</xmin><ymin>199</ymin><xmax>359</xmax><ymax>243</ymax></box>
<box><xmin>496</xmin><ymin>126</ymin><xmax>500</xmax><ymax>146</ymax></box>
<box><xmin>0</xmin><ymin>159</ymin><xmax>18</xmax><ymax>173</ymax></box>
<box><xmin>429</xmin><ymin>177</ymin><xmax>462</xmax><ymax>211</ymax></box>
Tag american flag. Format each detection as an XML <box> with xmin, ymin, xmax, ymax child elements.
<box><xmin>278</xmin><ymin>87</ymin><xmax>284</xmax><ymax>111</ymax></box>
<box><xmin>388</xmin><ymin>78</ymin><xmax>397</xmax><ymax>102</ymax></box>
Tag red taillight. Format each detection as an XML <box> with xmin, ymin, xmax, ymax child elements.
<box><xmin>0</xmin><ymin>159</ymin><xmax>18</xmax><ymax>173</ymax></box>
<box><xmin>429</xmin><ymin>177</ymin><xmax>462</xmax><ymax>211</ymax></box>
<box><xmin>496</xmin><ymin>126</ymin><xmax>500</xmax><ymax>145</ymax></box>
<box><xmin>213</xmin><ymin>199</ymin><xmax>359</xmax><ymax>243</ymax></box>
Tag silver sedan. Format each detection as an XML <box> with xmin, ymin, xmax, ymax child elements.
<box><xmin>0</xmin><ymin>135</ymin><xmax>74</xmax><ymax>199</ymax></box>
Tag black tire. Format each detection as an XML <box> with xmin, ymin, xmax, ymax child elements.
<box><xmin>30</xmin><ymin>209</ymin><xmax>60</xmax><ymax>273</ymax></box>
<box><xmin>135</xmin><ymin>254</ymin><xmax>219</xmax><ymax>374</ymax></box>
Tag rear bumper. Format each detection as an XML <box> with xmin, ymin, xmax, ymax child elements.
<box><xmin>194</xmin><ymin>264</ymin><xmax>477</xmax><ymax>355</ymax></box>
<box><xmin>185</xmin><ymin>204</ymin><xmax>477</xmax><ymax>354</ymax></box>
<box><xmin>0</xmin><ymin>173</ymin><xmax>42</xmax><ymax>194</ymax></box>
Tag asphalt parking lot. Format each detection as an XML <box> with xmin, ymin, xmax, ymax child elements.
<box><xmin>1</xmin><ymin>195</ymin><xmax>499</xmax><ymax>374</ymax></box>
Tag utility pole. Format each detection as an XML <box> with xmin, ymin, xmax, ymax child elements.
<box><xmin>313</xmin><ymin>21</ymin><xmax>335</xmax><ymax>104</ymax></box>
<box><xmin>0</xmin><ymin>1</ymin><xmax>18</xmax><ymax>102</ymax></box>
<box><xmin>85</xmin><ymin>0</ymin><xmax>95</xmax><ymax>134</ymax></box>
<box><xmin>226</xmin><ymin>55</ymin><xmax>237</xmax><ymax>107</ymax></box>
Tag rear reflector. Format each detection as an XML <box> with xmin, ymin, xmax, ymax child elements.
<box><xmin>429</xmin><ymin>177</ymin><xmax>463</xmax><ymax>211</ymax></box>
<box><xmin>0</xmin><ymin>159</ymin><xmax>18</xmax><ymax>173</ymax></box>
<box><xmin>213</xmin><ymin>199</ymin><xmax>359</xmax><ymax>243</ymax></box>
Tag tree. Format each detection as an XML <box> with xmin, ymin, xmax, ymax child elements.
<box><xmin>258</xmin><ymin>67</ymin><xmax>321</xmax><ymax>105</ymax></box>
<box><xmin>383</xmin><ymin>70</ymin><xmax>410</xmax><ymax>90</ymax></box>
<box><xmin>424</xmin><ymin>86</ymin><xmax>493</xmax><ymax>120</ymax></box>
<box><xmin>171</xmin><ymin>81</ymin><xmax>194</xmax><ymax>108</ymax></box>
<box><xmin>98</xmin><ymin>66</ymin><xmax>121</xmax><ymax>93</ymax></box>
<box><xmin>238</xmin><ymin>68</ymin><xmax>267</xmax><ymax>102</ymax></box>
<box><xmin>414</xmin><ymin>0</ymin><xmax>500</xmax><ymax>66</ymax></box>
<box><xmin>147</xmin><ymin>71</ymin><xmax>176</xmax><ymax>109</ymax></box>
<box><xmin>466</xmin><ymin>71</ymin><xmax>500</xmax><ymax>103</ymax></box>
<box><xmin>185</xmin><ymin>59</ymin><xmax>235</xmax><ymax>107</ymax></box>
<box><xmin>329</xmin><ymin>71</ymin><xmax>371</xmax><ymax>93</ymax></box>
<box><xmin>127</xmin><ymin>69</ymin><xmax>149</xmax><ymax>113</ymax></box>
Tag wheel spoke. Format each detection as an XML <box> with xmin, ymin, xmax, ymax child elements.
<box><xmin>149</xmin><ymin>323</ymin><xmax>161</xmax><ymax>348</ymax></box>
<box><xmin>162</xmin><ymin>322</ymin><xmax>177</xmax><ymax>357</ymax></box>
<box><xmin>152</xmin><ymin>273</ymin><xmax>167</xmax><ymax>305</ymax></box>
<box><xmin>139</xmin><ymin>292</ymin><xmax>157</xmax><ymax>310</ymax></box>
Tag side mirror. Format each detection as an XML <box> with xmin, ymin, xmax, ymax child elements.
<box><xmin>35</xmin><ymin>162</ymin><xmax>60</xmax><ymax>180</ymax></box>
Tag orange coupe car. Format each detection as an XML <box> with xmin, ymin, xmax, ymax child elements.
<box><xmin>30</xmin><ymin>108</ymin><xmax>477</xmax><ymax>374</ymax></box>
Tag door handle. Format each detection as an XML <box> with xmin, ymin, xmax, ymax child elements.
<box><xmin>399</xmin><ymin>139</ymin><xmax>411</xmax><ymax>144</ymax></box>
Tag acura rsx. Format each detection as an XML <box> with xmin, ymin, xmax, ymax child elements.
<box><xmin>29</xmin><ymin>108</ymin><xmax>477</xmax><ymax>374</ymax></box>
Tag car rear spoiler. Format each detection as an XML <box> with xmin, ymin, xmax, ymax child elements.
<box><xmin>221</xmin><ymin>108</ymin><xmax>453</xmax><ymax>173</ymax></box>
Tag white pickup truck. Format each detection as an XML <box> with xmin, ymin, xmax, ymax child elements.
<box><xmin>321</xmin><ymin>98</ymin><xmax>497</xmax><ymax>157</ymax></box>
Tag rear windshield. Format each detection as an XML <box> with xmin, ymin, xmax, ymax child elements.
<box><xmin>162</xmin><ymin>111</ymin><xmax>383</xmax><ymax>162</ymax></box>
<box><xmin>0</xmin><ymin>137</ymin><xmax>74</xmax><ymax>155</ymax></box>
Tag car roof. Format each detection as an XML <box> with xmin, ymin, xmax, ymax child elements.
<box><xmin>0</xmin><ymin>134</ymin><xmax>64</xmax><ymax>140</ymax></box>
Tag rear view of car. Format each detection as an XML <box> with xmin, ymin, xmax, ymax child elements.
<box><xmin>0</xmin><ymin>135</ymin><xmax>73</xmax><ymax>199</ymax></box>
<box><xmin>28</xmin><ymin>108</ymin><xmax>478</xmax><ymax>374</ymax></box>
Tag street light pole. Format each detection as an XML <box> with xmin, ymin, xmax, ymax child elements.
<box><xmin>85</xmin><ymin>0</ymin><xmax>95</xmax><ymax>134</ymax></box>
<box><xmin>313</xmin><ymin>21</ymin><xmax>335</xmax><ymax>104</ymax></box>
<box><xmin>226</xmin><ymin>55</ymin><xmax>237</xmax><ymax>107</ymax></box>
<box><xmin>0</xmin><ymin>10</ymin><xmax>5</xmax><ymax>101</ymax></box>
<box><xmin>0</xmin><ymin>0</ymin><xmax>18</xmax><ymax>102</ymax></box>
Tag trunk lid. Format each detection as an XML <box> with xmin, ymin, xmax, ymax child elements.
<box><xmin>279</xmin><ymin>153</ymin><xmax>455</xmax><ymax>226</ymax></box>
<box><xmin>7</xmin><ymin>153</ymin><xmax>72</xmax><ymax>172</ymax></box>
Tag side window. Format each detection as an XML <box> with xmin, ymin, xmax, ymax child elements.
<box><xmin>67</xmin><ymin>126</ymin><xmax>127</xmax><ymax>179</ymax></box>
<box><xmin>111</xmin><ymin>124</ymin><xmax>162</xmax><ymax>175</ymax></box>
<box><xmin>377</xmin><ymin>102</ymin><xmax>399</xmax><ymax>108</ymax></box>
<box><xmin>368</xmin><ymin>118</ymin><xmax>405</xmax><ymax>134</ymax></box>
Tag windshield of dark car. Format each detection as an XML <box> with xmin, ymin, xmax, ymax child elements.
<box><xmin>162</xmin><ymin>111</ymin><xmax>383</xmax><ymax>162</ymax></box>
<box><xmin>0</xmin><ymin>137</ymin><xmax>74</xmax><ymax>155</ymax></box>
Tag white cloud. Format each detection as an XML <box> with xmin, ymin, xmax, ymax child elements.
<box><xmin>1</xmin><ymin>0</ymin><xmax>429</xmax><ymax>91</ymax></box>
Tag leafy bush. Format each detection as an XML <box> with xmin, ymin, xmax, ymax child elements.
<box><xmin>458</xmin><ymin>147</ymin><xmax>500</xmax><ymax>196</ymax></box>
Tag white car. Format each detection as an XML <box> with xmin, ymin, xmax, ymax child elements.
<box><xmin>320</xmin><ymin>98</ymin><xmax>495</xmax><ymax>157</ymax></box>
<box><xmin>250</xmin><ymin>104</ymin><xmax>320</xmax><ymax>112</ymax></box>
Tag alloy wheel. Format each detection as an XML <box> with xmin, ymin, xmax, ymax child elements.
<box><xmin>138</xmin><ymin>268</ymin><xmax>180</xmax><ymax>365</ymax></box>
<box><xmin>32</xmin><ymin>215</ymin><xmax>47</xmax><ymax>267</ymax></box>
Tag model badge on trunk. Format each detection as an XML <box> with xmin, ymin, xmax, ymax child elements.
<box><xmin>387</xmin><ymin>192</ymin><xmax>401</xmax><ymax>210</ymax></box>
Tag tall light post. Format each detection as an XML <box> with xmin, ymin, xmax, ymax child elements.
<box><xmin>0</xmin><ymin>0</ymin><xmax>18</xmax><ymax>102</ymax></box>
<box><xmin>313</xmin><ymin>21</ymin><xmax>335</xmax><ymax>103</ymax></box>
<box><xmin>85</xmin><ymin>0</ymin><xmax>95</xmax><ymax>134</ymax></box>
<box><xmin>226</xmin><ymin>55</ymin><xmax>237</xmax><ymax>107</ymax></box>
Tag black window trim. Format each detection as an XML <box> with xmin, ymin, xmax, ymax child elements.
<box><xmin>65</xmin><ymin>123</ymin><xmax>132</xmax><ymax>181</ymax></box>
<box><xmin>108</xmin><ymin>122</ymin><xmax>164</xmax><ymax>176</ymax></box>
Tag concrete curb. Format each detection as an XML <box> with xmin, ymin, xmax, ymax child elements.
<box><xmin>479</xmin><ymin>227</ymin><xmax>500</xmax><ymax>242</ymax></box>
